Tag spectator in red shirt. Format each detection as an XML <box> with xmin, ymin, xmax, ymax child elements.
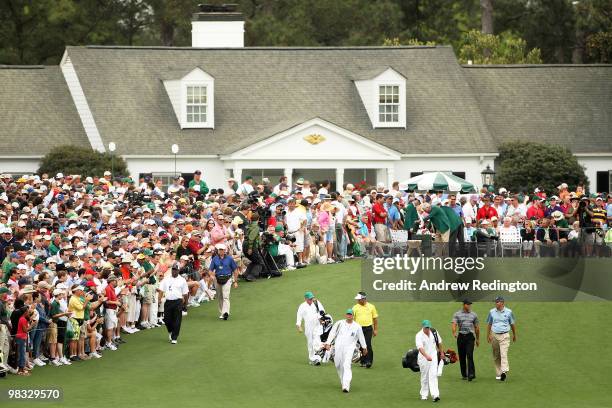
<box><xmin>371</xmin><ymin>194</ymin><xmax>389</xmax><ymax>242</ymax></box>
<box><xmin>187</xmin><ymin>231</ymin><xmax>206</xmax><ymax>271</ymax></box>
<box><xmin>104</xmin><ymin>275</ymin><xmax>121</xmax><ymax>350</ymax></box>
<box><xmin>526</xmin><ymin>197</ymin><xmax>545</xmax><ymax>220</ymax></box>
<box><xmin>476</xmin><ymin>196</ymin><xmax>498</xmax><ymax>221</ymax></box>
<box><xmin>16</xmin><ymin>305</ymin><xmax>35</xmax><ymax>376</ymax></box>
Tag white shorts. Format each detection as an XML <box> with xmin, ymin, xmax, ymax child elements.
<box><xmin>105</xmin><ymin>309</ymin><xmax>118</xmax><ymax>330</ymax></box>
<box><xmin>293</xmin><ymin>230</ymin><xmax>305</xmax><ymax>253</ymax></box>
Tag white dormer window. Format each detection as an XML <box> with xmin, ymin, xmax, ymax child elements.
<box><xmin>378</xmin><ymin>85</ymin><xmax>399</xmax><ymax>123</ymax></box>
<box><xmin>163</xmin><ymin>67</ymin><xmax>214</xmax><ymax>129</ymax></box>
<box><xmin>186</xmin><ymin>85</ymin><xmax>207</xmax><ymax>123</ymax></box>
<box><xmin>354</xmin><ymin>67</ymin><xmax>406</xmax><ymax>129</ymax></box>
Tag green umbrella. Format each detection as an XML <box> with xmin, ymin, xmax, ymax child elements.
<box><xmin>399</xmin><ymin>172</ymin><xmax>476</xmax><ymax>192</ymax></box>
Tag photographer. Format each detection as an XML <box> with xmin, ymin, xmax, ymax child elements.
<box><xmin>264</xmin><ymin>224</ymin><xmax>296</xmax><ymax>270</ymax></box>
<box><xmin>242</xmin><ymin>213</ymin><xmax>264</xmax><ymax>281</ymax></box>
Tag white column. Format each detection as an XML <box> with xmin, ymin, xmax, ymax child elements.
<box><xmin>284</xmin><ymin>167</ymin><xmax>293</xmax><ymax>190</ymax></box>
<box><xmin>336</xmin><ymin>168</ymin><xmax>345</xmax><ymax>193</ymax></box>
<box><xmin>224</xmin><ymin>168</ymin><xmax>232</xmax><ymax>180</ymax></box>
<box><xmin>233</xmin><ymin>166</ymin><xmax>242</xmax><ymax>184</ymax></box>
<box><xmin>386</xmin><ymin>166</ymin><xmax>395</xmax><ymax>190</ymax></box>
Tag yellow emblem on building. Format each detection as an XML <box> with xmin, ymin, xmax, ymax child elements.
<box><xmin>303</xmin><ymin>134</ymin><xmax>326</xmax><ymax>145</ymax></box>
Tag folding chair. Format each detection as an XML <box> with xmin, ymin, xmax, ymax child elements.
<box><xmin>499</xmin><ymin>229</ymin><xmax>522</xmax><ymax>257</ymax></box>
<box><xmin>390</xmin><ymin>229</ymin><xmax>409</xmax><ymax>256</ymax></box>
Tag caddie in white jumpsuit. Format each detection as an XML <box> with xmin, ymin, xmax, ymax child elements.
<box><xmin>324</xmin><ymin>309</ymin><xmax>367</xmax><ymax>393</ymax></box>
<box><xmin>416</xmin><ymin>319</ymin><xmax>443</xmax><ymax>402</ymax></box>
<box><xmin>296</xmin><ymin>291</ymin><xmax>325</xmax><ymax>364</ymax></box>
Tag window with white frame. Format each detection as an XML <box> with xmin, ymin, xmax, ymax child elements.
<box><xmin>186</xmin><ymin>85</ymin><xmax>207</xmax><ymax>123</ymax></box>
<box><xmin>378</xmin><ymin>85</ymin><xmax>399</xmax><ymax>123</ymax></box>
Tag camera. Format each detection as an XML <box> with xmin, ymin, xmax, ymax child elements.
<box><xmin>261</xmin><ymin>232</ymin><xmax>276</xmax><ymax>247</ymax></box>
<box><xmin>284</xmin><ymin>234</ymin><xmax>297</xmax><ymax>244</ymax></box>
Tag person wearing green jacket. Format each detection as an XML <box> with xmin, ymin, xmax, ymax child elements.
<box><xmin>188</xmin><ymin>170</ymin><xmax>209</xmax><ymax>196</ymax></box>
<box><xmin>422</xmin><ymin>202</ymin><xmax>451</xmax><ymax>256</ymax></box>
<box><xmin>242</xmin><ymin>213</ymin><xmax>263</xmax><ymax>281</ymax></box>
<box><xmin>440</xmin><ymin>203</ymin><xmax>464</xmax><ymax>256</ymax></box>
<box><xmin>403</xmin><ymin>200</ymin><xmax>419</xmax><ymax>234</ymax></box>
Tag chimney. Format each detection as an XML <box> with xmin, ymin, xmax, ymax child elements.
<box><xmin>192</xmin><ymin>4</ymin><xmax>244</xmax><ymax>48</ymax></box>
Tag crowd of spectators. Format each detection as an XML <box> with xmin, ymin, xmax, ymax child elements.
<box><xmin>1</xmin><ymin>171</ymin><xmax>611</xmax><ymax>376</ymax></box>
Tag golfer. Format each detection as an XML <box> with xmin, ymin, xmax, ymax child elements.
<box><xmin>323</xmin><ymin>309</ymin><xmax>367</xmax><ymax>393</ymax></box>
<box><xmin>416</xmin><ymin>320</ymin><xmax>443</xmax><ymax>402</ymax></box>
<box><xmin>296</xmin><ymin>291</ymin><xmax>325</xmax><ymax>365</ymax></box>
<box><xmin>209</xmin><ymin>243</ymin><xmax>239</xmax><ymax>320</ymax></box>
<box><xmin>157</xmin><ymin>264</ymin><xmax>189</xmax><ymax>344</ymax></box>
<box><xmin>352</xmin><ymin>291</ymin><xmax>378</xmax><ymax>368</ymax></box>
<box><xmin>487</xmin><ymin>296</ymin><xmax>516</xmax><ymax>381</ymax></box>
<box><xmin>451</xmin><ymin>299</ymin><xmax>479</xmax><ymax>381</ymax></box>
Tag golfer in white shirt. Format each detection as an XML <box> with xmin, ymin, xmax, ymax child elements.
<box><xmin>296</xmin><ymin>291</ymin><xmax>324</xmax><ymax>365</ymax></box>
<box><xmin>324</xmin><ymin>309</ymin><xmax>367</xmax><ymax>393</ymax></box>
<box><xmin>415</xmin><ymin>319</ymin><xmax>444</xmax><ymax>402</ymax></box>
<box><xmin>157</xmin><ymin>265</ymin><xmax>188</xmax><ymax>344</ymax></box>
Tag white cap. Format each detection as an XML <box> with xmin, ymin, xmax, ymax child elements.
<box><xmin>104</xmin><ymin>171</ymin><xmax>112</xmax><ymax>176</ymax></box>
<box><xmin>215</xmin><ymin>243</ymin><xmax>227</xmax><ymax>250</ymax></box>
<box><xmin>56</xmin><ymin>173</ymin><xmax>64</xmax><ymax>179</ymax></box>
<box><xmin>354</xmin><ymin>293</ymin><xmax>366</xmax><ymax>300</ymax></box>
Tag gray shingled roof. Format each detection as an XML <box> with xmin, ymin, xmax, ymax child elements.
<box><xmin>65</xmin><ymin>45</ymin><xmax>497</xmax><ymax>156</ymax></box>
<box><xmin>464</xmin><ymin>65</ymin><xmax>612</xmax><ymax>153</ymax></box>
<box><xmin>0</xmin><ymin>66</ymin><xmax>87</xmax><ymax>156</ymax></box>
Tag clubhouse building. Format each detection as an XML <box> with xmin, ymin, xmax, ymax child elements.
<box><xmin>1</xmin><ymin>7</ymin><xmax>611</xmax><ymax>191</ymax></box>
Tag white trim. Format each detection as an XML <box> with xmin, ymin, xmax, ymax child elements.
<box><xmin>400</xmin><ymin>153</ymin><xmax>499</xmax><ymax>157</ymax></box>
<box><xmin>574</xmin><ymin>153</ymin><xmax>612</xmax><ymax>157</ymax></box>
<box><xmin>223</xmin><ymin>117</ymin><xmax>401</xmax><ymax>160</ymax></box>
<box><xmin>0</xmin><ymin>155</ymin><xmax>43</xmax><ymax>159</ymax></box>
<box><xmin>122</xmin><ymin>155</ymin><xmax>219</xmax><ymax>159</ymax></box>
<box><xmin>60</xmin><ymin>50</ymin><xmax>105</xmax><ymax>152</ymax></box>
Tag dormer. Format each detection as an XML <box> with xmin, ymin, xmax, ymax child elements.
<box><xmin>163</xmin><ymin>67</ymin><xmax>215</xmax><ymax>129</ymax></box>
<box><xmin>354</xmin><ymin>67</ymin><xmax>406</xmax><ymax>129</ymax></box>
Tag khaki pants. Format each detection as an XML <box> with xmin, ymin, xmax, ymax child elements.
<box><xmin>434</xmin><ymin>230</ymin><xmax>451</xmax><ymax>256</ymax></box>
<box><xmin>374</xmin><ymin>223</ymin><xmax>389</xmax><ymax>243</ymax></box>
<box><xmin>217</xmin><ymin>279</ymin><xmax>232</xmax><ymax>316</ymax></box>
<box><xmin>0</xmin><ymin>324</ymin><xmax>10</xmax><ymax>364</ymax></box>
<box><xmin>491</xmin><ymin>332</ymin><xmax>510</xmax><ymax>376</ymax></box>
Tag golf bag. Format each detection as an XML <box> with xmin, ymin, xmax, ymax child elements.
<box><xmin>319</xmin><ymin>313</ymin><xmax>333</xmax><ymax>343</ymax></box>
<box><xmin>402</xmin><ymin>348</ymin><xmax>420</xmax><ymax>372</ymax></box>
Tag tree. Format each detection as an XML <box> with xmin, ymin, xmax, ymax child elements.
<box><xmin>38</xmin><ymin>145</ymin><xmax>128</xmax><ymax>178</ymax></box>
<box><xmin>587</xmin><ymin>31</ymin><xmax>612</xmax><ymax>62</ymax></box>
<box><xmin>459</xmin><ymin>29</ymin><xmax>542</xmax><ymax>64</ymax></box>
<box><xmin>383</xmin><ymin>38</ymin><xmax>436</xmax><ymax>46</ymax></box>
<box><xmin>481</xmin><ymin>0</ymin><xmax>494</xmax><ymax>34</ymax></box>
<box><xmin>495</xmin><ymin>142</ymin><xmax>588</xmax><ymax>194</ymax></box>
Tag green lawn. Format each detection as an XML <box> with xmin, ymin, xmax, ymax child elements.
<box><xmin>3</xmin><ymin>260</ymin><xmax>611</xmax><ymax>408</ymax></box>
